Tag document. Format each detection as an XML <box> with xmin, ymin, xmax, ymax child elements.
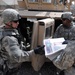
<box><xmin>43</xmin><ymin>38</ymin><xmax>67</xmax><ymax>60</ymax></box>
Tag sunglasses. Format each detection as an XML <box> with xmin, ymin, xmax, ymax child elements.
<box><xmin>13</xmin><ymin>20</ymin><xmax>19</xmax><ymax>23</ymax></box>
<box><xmin>62</xmin><ymin>18</ymin><xmax>70</xmax><ymax>21</ymax></box>
<box><xmin>62</xmin><ymin>18</ymin><xmax>67</xmax><ymax>21</ymax></box>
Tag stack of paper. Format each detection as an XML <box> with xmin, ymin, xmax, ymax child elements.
<box><xmin>43</xmin><ymin>38</ymin><xmax>67</xmax><ymax>60</ymax></box>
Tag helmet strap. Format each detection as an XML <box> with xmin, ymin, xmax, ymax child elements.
<box><xmin>5</xmin><ymin>23</ymin><xmax>14</xmax><ymax>28</ymax></box>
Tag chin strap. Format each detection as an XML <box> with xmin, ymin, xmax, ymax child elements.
<box><xmin>5</xmin><ymin>23</ymin><xmax>14</xmax><ymax>29</ymax></box>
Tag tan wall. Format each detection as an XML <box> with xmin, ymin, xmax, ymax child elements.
<box><xmin>18</xmin><ymin>0</ymin><xmax>74</xmax><ymax>11</ymax></box>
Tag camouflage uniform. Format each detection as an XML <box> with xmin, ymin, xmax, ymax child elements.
<box><xmin>53</xmin><ymin>23</ymin><xmax>75</xmax><ymax>40</ymax></box>
<box><xmin>53</xmin><ymin>12</ymin><xmax>75</xmax><ymax>75</ymax></box>
<box><xmin>0</xmin><ymin>26</ymin><xmax>35</xmax><ymax>75</ymax></box>
<box><xmin>0</xmin><ymin>9</ymin><xmax>44</xmax><ymax>75</ymax></box>
<box><xmin>53</xmin><ymin>12</ymin><xmax>74</xmax><ymax>40</ymax></box>
<box><xmin>53</xmin><ymin>41</ymin><xmax>75</xmax><ymax>75</ymax></box>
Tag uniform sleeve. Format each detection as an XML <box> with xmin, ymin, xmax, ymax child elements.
<box><xmin>53</xmin><ymin>24</ymin><xmax>62</xmax><ymax>38</ymax></box>
<box><xmin>2</xmin><ymin>36</ymin><xmax>34</xmax><ymax>63</ymax></box>
<box><xmin>53</xmin><ymin>41</ymin><xmax>75</xmax><ymax>70</ymax></box>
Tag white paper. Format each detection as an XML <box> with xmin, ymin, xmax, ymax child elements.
<box><xmin>43</xmin><ymin>38</ymin><xmax>67</xmax><ymax>60</ymax></box>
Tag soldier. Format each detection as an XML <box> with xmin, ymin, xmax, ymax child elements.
<box><xmin>52</xmin><ymin>12</ymin><xmax>75</xmax><ymax>75</ymax></box>
<box><xmin>53</xmin><ymin>12</ymin><xmax>75</xmax><ymax>41</ymax></box>
<box><xmin>0</xmin><ymin>8</ymin><xmax>44</xmax><ymax>75</ymax></box>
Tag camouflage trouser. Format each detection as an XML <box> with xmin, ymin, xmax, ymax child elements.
<box><xmin>64</xmin><ymin>67</ymin><xmax>75</xmax><ymax>75</ymax></box>
<box><xmin>5</xmin><ymin>67</ymin><xmax>20</xmax><ymax>75</ymax></box>
<box><xmin>0</xmin><ymin>70</ymin><xmax>4</xmax><ymax>75</ymax></box>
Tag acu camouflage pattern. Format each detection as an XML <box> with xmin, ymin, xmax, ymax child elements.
<box><xmin>53</xmin><ymin>23</ymin><xmax>75</xmax><ymax>40</ymax></box>
<box><xmin>0</xmin><ymin>26</ymin><xmax>34</xmax><ymax>69</ymax></box>
<box><xmin>1</xmin><ymin>9</ymin><xmax>21</xmax><ymax>23</ymax></box>
<box><xmin>53</xmin><ymin>41</ymin><xmax>75</xmax><ymax>75</ymax></box>
<box><xmin>61</xmin><ymin>12</ymin><xmax>73</xmax><ymax>20</ymax></box>
<box><xmin>53</xmin><ymin>21</ymin><xmax>75</xmax><ymax>75</ymax></box>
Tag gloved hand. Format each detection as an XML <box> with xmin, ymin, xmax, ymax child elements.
<box><xmin>34</xmin><ymin>45</ymin><xmax>45</xmax><ymax>55</ymax></box>
<box><xmin>62</xmin><ymin>40</ymin><xmax>68</xmax><ymax>44</ymax></box>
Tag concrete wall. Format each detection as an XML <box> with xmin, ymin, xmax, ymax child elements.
<box><xmin>0</xmin><ymin>0</ymin><xmax>19</xmax><ymax>9</ymax></box>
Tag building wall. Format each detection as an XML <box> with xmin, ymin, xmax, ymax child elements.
<box><xmin>0</xmin><ymin>0</ymin><xmax>19</xmax><ymax>9</ymax></box>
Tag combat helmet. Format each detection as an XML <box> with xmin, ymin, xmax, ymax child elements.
<box><xmin>1</xmin><ymin>9</ymin><xmax>21</xmax><ymax>24</ymax></box>
<box><xmin>61</xmin><ymin>12</ymin><xmax>73</xmax><ymax>20</ymax></box>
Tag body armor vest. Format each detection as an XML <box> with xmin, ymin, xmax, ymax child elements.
<box><xmin>0</xmin><ymin>27</ymin><xmax>26</xmax><ymax>50</ymax></box>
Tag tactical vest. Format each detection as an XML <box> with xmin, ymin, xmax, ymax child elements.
<box><xmin>0</xmin><ymin>27</ymin><xmax>26</xmax><ymax>60</ymax></box>
<box><xmin>1</xmin><ymin>28</ymin><xmax>21</xmax><ymax>43</ymax></box>
<box><xmin>0</xmin><ymin>27</ymin><xmax>25</xmax><ymax>75</ymax></box>
<box><xmin>0</xmin><ymin>27</ymin><xmax>26</xmax><ymax>47</ymax></box>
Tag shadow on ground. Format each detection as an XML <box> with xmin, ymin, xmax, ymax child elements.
<box><xmin>18</xmin><ymin>62</ymin><xmax>64</xmax><ymax>75</ymax></box>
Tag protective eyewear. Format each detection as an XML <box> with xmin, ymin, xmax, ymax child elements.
<box><xmin>62</xmin><ymin>18</ymin><xmax>67</xmax><ymax>21</ymax></box>
<box><xmin>13</xmin><ymin>20</ymin><xmax>19</xmax><ymax>23</ymax></box>
<box><xmin>62</xmin><ymin>18</ymin><xmax>70</xmax><ymax>21</ymax></box>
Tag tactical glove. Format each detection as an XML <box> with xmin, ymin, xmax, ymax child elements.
<box><xmin>34</xmin><ymin>45</ymin><xmax>45</xmax><ymax>55</ymax></box>
<box><xmin>62</xmin><ymin>40</ymin><xmax>68</xmax><ymax>44</ymax></box>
